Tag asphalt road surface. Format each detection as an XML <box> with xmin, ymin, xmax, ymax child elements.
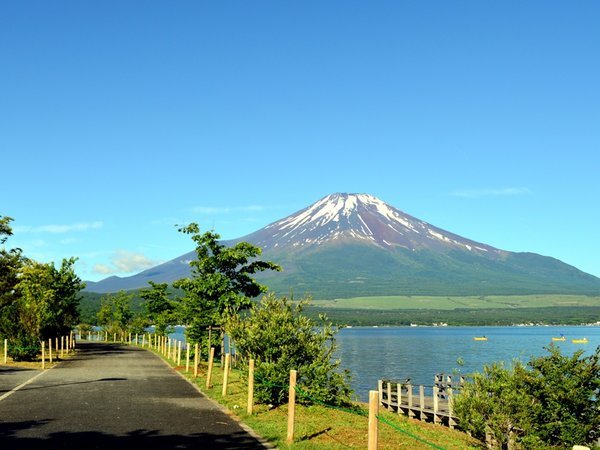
<box><xmin>0</xmin><ymin>342</ymin><xmax>270</xmax><ymax>449</ymax></box>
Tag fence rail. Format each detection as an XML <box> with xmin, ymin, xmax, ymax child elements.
<box><xmin>378</xmin><ymin>379</ymin><xmax>459</xmax><ymax>429</ymax></box>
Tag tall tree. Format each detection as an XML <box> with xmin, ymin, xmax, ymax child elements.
<box><xmin>173</xmin><ymin>223</ymin><xmax>281</xmax><ymax>344</ymax></box>
<box><xmin>140</xmin><ymin>281</ymin><xmax>177</xmax><ymax>336</ymax></box>
<box><xmin>0</xmin><ymin>216</ymin><xmax>27</xmax><ymax>339</ymax></box>
<box><xmin>15</xmin><ymin>258</ymin><xmax>84</xmax><ymax>340</ymax></box>
<box><xmin>97</xmin><ymin>291</ymin><xmax>134</xmax><ymax>335</ymax></box>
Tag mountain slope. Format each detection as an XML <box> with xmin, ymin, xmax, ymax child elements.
<box><xmin>85</xmin><ymin>193</ymin><xmax>600</xmax><ymax>297</ymax></box>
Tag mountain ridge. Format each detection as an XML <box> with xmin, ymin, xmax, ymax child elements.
<box><xmin>85</xmin><ymin>193</ymin><xmax>600</xmax><ymax>297</ymax></box>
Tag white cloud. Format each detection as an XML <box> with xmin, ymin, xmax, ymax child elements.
<box><xmin>15</xmin><ymin>221</ymin><xmax>103</xmax><ymax>234</ymax></box>
<box><xmin>92</xmin><ymin>250</ymin><xmax>162</xmax><ymax>275</ymax></box>
<box><xmin>93</xmin><ymin>263</ymin><xmax>114</xmax><ymax>275</ymax></box>
<box><xmin>450</xmin><ymin>188</ymin><xmax>531</xmax><ymax>199</ymax></box>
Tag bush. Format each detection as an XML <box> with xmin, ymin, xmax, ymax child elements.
<box><xmin>226</xmin><ymin>293</ymin><xmax>353</xmax><ymax>406</ymax></box>
<box><xmin>454</xmin><ymin>345</ymin><xmax>600</xmax><ymax>449</ymax></box>
<box><xmin>8</xmin><ymin>334</ymin><xmax>41</xmax><ymax>361</ymax></box>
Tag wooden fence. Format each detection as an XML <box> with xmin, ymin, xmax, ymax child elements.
<box><xmin>378</xmin><ymin>376</ymin><xmax>462</xmax><ymax>429</ymax></box>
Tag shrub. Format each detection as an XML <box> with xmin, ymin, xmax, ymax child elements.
<box><xmin>226</xmin><ymin>293</ymin><xmax>353</xmax><ymax>406</ymax></box>
<box><xmin>454</xmin><ymin>345</ymin><xmax>600</xmax><ymax>449</ymax></box>
<box><xmin>8</xmin><ymin>334</ymin><xmax>41</xmax><ymax>361</ymax></box>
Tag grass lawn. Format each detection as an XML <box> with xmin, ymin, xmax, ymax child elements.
<box><xmin>311</xmin><ymin>294</ymin><xmax>600</xmax><ymax>310</ymax></box>
<box><xmin>168</xmin><ymin>353</ymin><xmax>482</xmax><ymax>449</ymax></box>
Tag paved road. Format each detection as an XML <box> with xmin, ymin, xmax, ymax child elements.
<box><xmin>0</xmin><ymin>342</ymin><xmax>270</xmax><ymax>449</ymax></box>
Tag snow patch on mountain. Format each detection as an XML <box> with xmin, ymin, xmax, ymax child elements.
<box><xmin>256</xmin><ymin>193</ymin><xmax>500</xmax><ymax>254</ymax></box>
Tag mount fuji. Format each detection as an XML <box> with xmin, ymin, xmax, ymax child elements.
<box><xmin>85</xmin><ymin>193</ymin><xmax>600</xmax><ymax>297</ymax></box>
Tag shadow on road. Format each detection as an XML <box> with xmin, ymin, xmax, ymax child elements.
<box><xmin>0</xmin><ymin>419</ymin><xmax>268</xmax><ymax>449</ymax></box>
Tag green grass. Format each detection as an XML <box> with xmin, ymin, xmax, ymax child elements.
<box><xmin>153</xmin><ymin>348</ymin><xmax>482</xmax><ymax>449</ymax></box>
<box><xmin>311</xmin><ymin>294</ymin><xmax>600</xmax><ymax>310</ymax></box>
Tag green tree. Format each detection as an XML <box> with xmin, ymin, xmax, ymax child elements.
<box><xmin>226</xmin><ymin>293</ymin><xmax>353</xmax><ymax>406</ymax></box>
<box><xmin>173</xmin><ymin>223</ymin><xmax>281</xmax><ymax>345</ymax></box>
<box><xmin>15</xmin><ymin>258</ymin><xmax>84</xmax><ymax>341</ymax></box>
<box><xmin>453</xmin><ymin>361</ymin><xmax>533</xmax><ymax>448</ymax></box>
<box><xmin>97</xmin><ymin>291</ymin><xmax>134</xmax><ymax>336</ymax></box>
<box><xmin>522</xmin><ymin>345</ymin><xmax>600</xmax><ymax>447</ymax></box>
<box><xmin>454</xmin><ymin>345</ymin><xmax>600</xmax><ymax>449</ymax></box>
<box><xmin>0</xmin><ymin>216</ymin><xmax>84</xmax><ymax>360</ymax></box>
<box><xmin>140</xmin><ymin>281</ymin><xmax>177</xmax><ymax>336</ymax></box>
<box><xmin>0</xmin><ymin>215</ymin><xmax>14</xmax><ymax>244</ymax></box>
<box><xmin>0</xmin><ymin>217</ymin><xmax>27</xmax><ymax>340</ymax></box>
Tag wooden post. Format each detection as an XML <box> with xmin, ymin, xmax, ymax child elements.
<box><xmin>220</xmin><ymin>329</ymin><xmax>225</xmax><ymax>366</ymax></box>
<box><xmin>186</xmin><ymin>345</ymin><xmax>190</xmax><ymax>372</ymax></box>
<box><xmin>41</xmin><ymin>341</ymin><xmax>45</xmax><ymax>369</ymax></box>
<box><xmin>206</xmin><ymin>347</ymin><xmax>215</xmax><ymax>388</ymax></box>
<box><xmin>377</xmin><ymin>379</ymin><xmax>383</xmax><ymax>404</ymax></box>
<box><xmin>433</xmin><ymin>386</ymin><xmax>440</xmax><ymax>424</ymax></box>
<box><xmin>128</xmin><ymin>333</ymin><xmax>132</xmax><ymax>345</ymax></box>
<box><xmin>247</xmin><ymin>359</ymin><xmax>255</xmax><ymax>415</ymax></box>
<box><xmin>397</xmin><ymin>383</ymin><xmax>403</xmax><ymax>415</ymax></box>
<box><xmin>49</xmin><ymin>338</ymin><xmax>53</xmax><ymax>363</ymax></box>
<box><xmin>60</xmin><ymin>335</ymin><xmax>64</xmax><ymax>358</ymax></box>
<box><xmin>135</xmin><ymin>333</ymin><xmax>138</xmax><ymax>346</ymax></box>
<box><xmin>368</xmin><ymin>390</ymin><xmax>379</xmax><ymax>450</ymax></box>
<box><xmin>286</xmin><ymin>369</ymin><xmax>297</xmax><ymax>445</ymax></box>
<box><xmin>193</xmin><ymin>343</ymin><xmax>199</xmax><ymax>377</ymax></box>
<box><xmin>222</xmin><ymin>353</ymin><xmax>231</xmax><ymax>396</ymax></box>
<box><xmin>3</xmin><ymin>338</ymin><xmax>7</xmax><ymax>364</ymax></box>
<box><xmin>419</xmin><ymin>385</ymin><xmax>425</xmax><ymax>421</ymax></box>
<box><xmin>448</xmin><ymin>388</ymin><xmax>455</xmax><ymax>429</ymax></box>
<box><xmin>387</xmin><ymin>381</ymin><xmax>392</xmax><ymax>411</ymax></box>
<box><xmin>207</xmin><ymin>326</ymin><xmax>212</xmax><ymax>362</ymax></box>
<box><xmin>113</xmin><ymin>333</ymin><xmax>116</xmax><ymax>343</ymax></box>
<box><xmin>55</xmin><ymin>337</ymin><xmax>59</xmax><ymax>354</ymax></box>
<box><xmin>177</xmin><ymin>340</ymin><xmax>182</xmax><ymax>366</ymax></box>
<box><xmin>407</xmin><ymin>383</ymin><xmax>414</xmax><ymax>418</ymax></box>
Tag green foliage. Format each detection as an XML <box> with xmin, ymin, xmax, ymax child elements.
<box><xmin>173</xmin><ymin>223</ymin><xmax>281</xmax><ymax>344</ymax></box>
<box><xmin>97</xmin><ymin>291</ymin><xmax>135</xmax><ymax>334</ymax></box>
<box><xmin>14</xmin><ymin>257</ymin><xmax>83</xmax><ymax>341</ymax></box>
<box><xmin>1</xmin><ymin>217</ymin><xmax>84</xmax><ymax>351</ymax></box>
<box><xmin>8</xmin><ymin>333</ymin><xmax>41</xmax><ymax>362</ymax></box>
<box><xmin>522</xmin><ymin>345</ymin><xmax>600</xmax><ymax>447</ymax></box>
<box><xmin>140</xmin><ymin>281</ymin><xmax>177</xmax><ymax>336</ymax></box>
<box><xmin>454</xmin><ymin>345</ymin><xmax>600</xmax><ymax>448</ymax></box>
<box><xmin>0</xmin><ymin>216</ymin><xmax>27</xmax><ymax>339</ymax></box>
<box><xmin>0</xmin><ymin>215</ymin><xmax>14</xmax><ymax>244</ymax></box>
<box><xmin>303</xmin><ymin>305</ymin><xmax>600</xmax><ymax>327</ymax></box>
<box><xmin>453</xmin><ymin>361</ymin><xmax>534</xmax><ymax>448</ymax></box>
<box><xmin>226</xmin><ymin>293</ymin><xmax>353</xmax><ymax>407</ymax></box>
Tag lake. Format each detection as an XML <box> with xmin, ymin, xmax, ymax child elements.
<box><xmin>166</xmin><ymin>324</ymin><xmax>599</xmax><ymax>402</ymax></box>
<box><xmin>335</xmin><ymin>325</ymin><xmax>600</xmax><ymax>401</ymax></box>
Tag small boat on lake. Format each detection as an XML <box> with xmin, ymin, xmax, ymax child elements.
<box><xmin>473</xmin><ymin>336</ymin><xmax>488</xmax><ymax>341</ymax></box>
<box><xmin>551</xmin><ymin>335</ymin><xmax>566</xmax><ymax>341</ymax></box>
<box><xmin>571</xmin><ymin>338</ymin><xmax>589</xmax><ymax>344</ymax></box>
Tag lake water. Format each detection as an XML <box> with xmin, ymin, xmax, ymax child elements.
<box><xmin>335</xmin><ymin>325</ymin><xmax>600</xmax><ymax>401</ymax></box>
<box><xmin>166</xmin><ymin>325</ymin><xmax>599</xmax><ymax>402</ymax></box>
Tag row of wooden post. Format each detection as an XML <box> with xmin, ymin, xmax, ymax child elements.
<box><xmin>40</xmin><ymin>334</ymin><xmax>76</xmax><ymax>368</ymax></box>
<box><xmin>119</xmin><ymin>335</ymin><xmax>380</xmax><ymax>447</ymax></box>
<box><xmin>1</xmin><ymin>333</ymin><xmax>78</xmax><ymax>369</ymax></box>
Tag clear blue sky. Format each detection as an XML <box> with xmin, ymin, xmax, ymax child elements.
<box><xmin>2</xmin><ymin>1</ymin><xmax>599</xmax><ymax>282</ymax></box>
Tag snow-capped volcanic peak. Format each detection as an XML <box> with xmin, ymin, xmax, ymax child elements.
<box><xmin>255</xmin><ymin>193</ymin><xmax>498</xmax><ymax>253</ymax></box>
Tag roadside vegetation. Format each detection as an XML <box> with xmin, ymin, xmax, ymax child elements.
<box><xmin>0</xmin><ymin>216</ymin><xmax>84</xmax><ymax>361</ymax></box>
<box><xmin>150</xmin><ymin>339</ymin><xmax>481</xmax><ymax>449</ymax></box>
